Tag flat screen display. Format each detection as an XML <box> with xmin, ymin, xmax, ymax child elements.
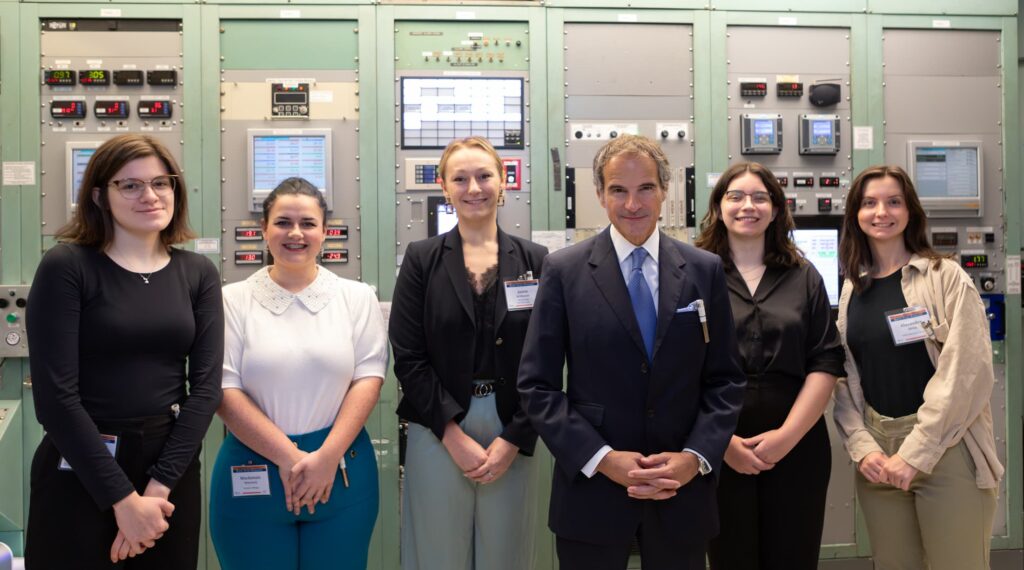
<box><xmin>66</xmin><ymin>143</ymin><xmax>100</xmax><ymax>209</ymax></box>
<box><xmin>811</xmin><ymin>120</ymin><xmax>834</xmax><ymax>146</ymax></box>
<box><xmin>401</xmin><ymin>77</ymin><xmax>524</xmax><ymax>149</ymax></box>
<box><xmin>791</xmin><ymin>226</ymin><xmax>841</xmax><ymax>307</ymax></box>
<box><xmin>753</xmin><ymin>119</ymin><xmax>776</xmax><ymax>145</ymax></box>
<box><xmin>252</xmin><ymin>135</ymin><xmax>327</xmax><ymax>192</ymax></box>
<box><xmin>913</xmin><ymin>146</ymin><xmax>980</xmax><ymax>199</ymax></box>
<box><xmin>247</xmin><ymin>129</ymin><xmax>333</xmax><ymax>212</ymax></box>
<box><xmin>427</xmin><ymin>195</ymin><xmax>459</xmax><ymax>237</ymax></box>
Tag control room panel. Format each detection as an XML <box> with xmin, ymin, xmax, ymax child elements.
<box><xmin>39</xmin><ymin>19</ymin><xmax>184</xmax><ymax>239</ymax></box>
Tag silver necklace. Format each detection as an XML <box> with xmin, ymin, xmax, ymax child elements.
<box><xmin>111</xmin><ymin>244</ymin><xmax>161</xmax><ymax>284</ymax></box>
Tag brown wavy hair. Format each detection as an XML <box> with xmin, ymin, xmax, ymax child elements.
<box><xmin>695</xmin><ymin>162</ymin><xmax>803</xmax><ymax>268</ymax></box>
<box><xmin>840</xmin><ymin>165</ymin><xmax>942</xmax><ymax>293</ymax></box>
<box><xmin>56</xmin><ymin>134</ymin><xmax>194</xmax><ymax>248</ymax></box>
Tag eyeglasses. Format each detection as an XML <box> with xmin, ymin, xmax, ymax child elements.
<box><xmin>108</xmin><ymin>175</ymin><xmax>178</xmax><ymax>199</ymax></box>
<box><xmin>724</xmin><ymin>190</ymin><xmax>772</xmax><ymax>205</ymax></box>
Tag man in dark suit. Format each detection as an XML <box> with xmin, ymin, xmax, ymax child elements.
<box><xmin>518</xmin><ymin>135</ymin><xmax>745</xmax><ymax>569</ymax></box>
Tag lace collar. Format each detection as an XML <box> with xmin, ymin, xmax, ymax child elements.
<box><xmin>249</xmin><ymin>266</ymin><xmax>335</xmax><ymax>315</ymax></box>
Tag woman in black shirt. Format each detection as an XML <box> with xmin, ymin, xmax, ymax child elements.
<box><xmin>25</xmin><ymin>134</ymin><xmax>223</xmax><ymax>568</ymax></box>
<box><xmin>697</xmin><ymin>162</ymin><xmax>844</xmax><ymax>569</ymax></box>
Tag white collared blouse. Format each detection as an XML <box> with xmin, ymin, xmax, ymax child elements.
<box><xmin>222</xmin><ymin>266</ymin><xmax>389</xmax><ymax>435</ymax></box>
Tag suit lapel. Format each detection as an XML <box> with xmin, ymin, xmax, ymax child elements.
<box><xmin>441</xmin><ymin>229</ymin><xmax>475</xmax><ymax>326</ymax></box>
<box><xmin>494</xmin><ymin>229</ymin><xmax>523</xmax><ymax>331</ymax></box>
<box><xmin>652</xmin><ymin>235</ymin><xmax>687</xmax><ymax>360</ymax></box>
<box><xmin>589</xmin><ymin>229</ymin><xmax>648</xmax><ymax>358</ymax></box>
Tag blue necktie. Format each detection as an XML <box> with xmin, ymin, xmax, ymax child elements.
<box><xmin>627</xmin><ymin>248</ymin><xmax>657</xmax><ymax>360</ymax></box>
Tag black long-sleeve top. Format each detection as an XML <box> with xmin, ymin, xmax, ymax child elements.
<box><xmin>26</xmin><ymin>244</ymin><xmax>224</xmax><ymax>510</ymax></box>
<box><xmin>724</xmin><ymin>262</ymin><xmax>845</xmax><ymax>387</ymax></box>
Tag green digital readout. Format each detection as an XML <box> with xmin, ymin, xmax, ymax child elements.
<box><xmin>78</xmin><ymin>69</ymin><xmax>111</xmax><ymax>86</ymax></box>
<box><xmin>43</xmin><ymin>69</ymin><xmax>76</xmax><ymax>86</ymax></box>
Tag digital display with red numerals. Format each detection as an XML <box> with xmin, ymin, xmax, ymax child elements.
<box><xmin>50</xmin><ymin>100</ymin><xmax>86</xmax><ymax>119</ymax></box>
<box><xmin>321</xmin><ymin>250</ymin><xmax>348</xmax><ymax>263</ymax></box>
<box><xmin>94</xmin><ymin>100</ymin><xmax>129</xmax><ymax>118</ymax></box>
<box><xmin>819</xmin><ymin>177</ymin><xmax>840</xmax><ymax>187</ymax></box>
<box><xmin>138</xmin><ymin>100</ymin><xmax>172</xmax><ymax>119</ymax></box>
<box><xmin>777</xmin><ymin>176</ymin><xmax>789</xmax><ymax>187</ymax></box>
<box><xmin>234</xmin><ymin>251</ymin><xmax>264</xmax><ymax>265</ymax></box>
<box><xmin>777</xmin><ymin>82</ymin><xmax>804</xmax><ymax>97</ymax></box>
<box><xmin>960</xmin><ymin>254</ymin><xmax>988</xmax><ymax>269</ymax></box>
<box><xmin>79</xmin><ymin>69</ymin><xmax>110</xmax><ymax>86</ymax></box>
<box><xmin>325</xmin><ymin>226</ymin><xmax>348</xmax><ymax>240</ymax></box>
<box><xmin>234</xmin><ymin>227</ymin><xmax>262</xmax><ymax>241</ymax></box>
<box><xmin>44</xmin><ymin>69</ymin><xmax>76</xmax><ymax>86</ymax></box>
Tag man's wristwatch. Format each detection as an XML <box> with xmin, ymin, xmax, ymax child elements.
<box><xmin>695</xmin><ymin>456</ymin><xmax>712</xmax><ymax>476</ymax></box>
<box><xmin>683</xmin><ymin>449</ymin><xmax>712</xmax><ymax>476</ymax></box>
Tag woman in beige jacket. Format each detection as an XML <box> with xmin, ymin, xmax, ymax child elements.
<box><xmin>834</xmin><ymin>165</ymin><xmax>1002</xmax><ymax>570</ymax></box>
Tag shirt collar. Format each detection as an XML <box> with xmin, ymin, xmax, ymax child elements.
<box><xmin>609</xmin><ymin>225</ymin><xmax>660</xmax><ymax>267</ymax></box>
<box><xmin>249</xmin><ymin>266</ymin><xmax>335</xmax><ymax>315</ymax></box>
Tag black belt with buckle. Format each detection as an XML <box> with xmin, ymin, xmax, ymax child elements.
<box><xmin>472</xmin><ymin>381</ymin><xmax>496</xmax><ymax>398</ymax></box>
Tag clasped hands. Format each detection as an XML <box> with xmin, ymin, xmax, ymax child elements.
<box><xmin>442</xmin><ymin>422</ymin><xmax>519</xmax><ymax>485</ymax></box>
<box><xmin>858</xmin><ymin>451</ymin><xmax>919</xmax><ymax>491</ymax></box>
<box><xmin>109</xmin><ymin>479</ymin><xmax>174</xmax><ymax>562</ymax></box>
<box><xmin>597</xmin><ymin>450</ymin><xmax>701</xmax><ymax>500</ymax></box>
<box><xmin>723</xmin><ymin>428</ymin><xmax>799</xmax><ymax>475</ymax></box>
<box><xmin>279</xmin><ymin>447</ymin><xmax>342</xmax><ymax>516</ymax></box>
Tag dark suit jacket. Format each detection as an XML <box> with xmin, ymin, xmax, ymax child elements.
<box><xmin>391</xmin><ymin>227</ymin><xmax>548</xmax><ymax>454</ymax></box>
<box><xmin>518</xmin><ymin>229</ymin><xmax>745</xmax><ymax>545</ymax></box>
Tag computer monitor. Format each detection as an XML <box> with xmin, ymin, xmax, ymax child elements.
<box><xmin>247</xmin><ymin>128</ymin><xmax>333</xmax><ymax>212</ymax></box>
<box><xmin>400</xmin><ymin>77</ymin><xmax>525</xmax><ymax>150</ymax></box>
<box><xmin>427</xmin><ymin>195</ymin><xmax>459</xmax><ymax>237</ymax></box>
<box><xmin>907</xmin><ymin>140</ymin><xmax>982</xmax><ymax>217</ymax></box>
<box><xmin>65</xmin><ymin>141</ymin><xmax>101</xmax><ymax>210</ymax></box>
<box><xmin>791</xmin><ymin>215</ymin><xmax>843</xmax><ymax>307</ymax></box>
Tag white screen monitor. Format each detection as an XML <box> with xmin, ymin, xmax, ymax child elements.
<box><xmin>907</xmin><ymin>140</ymin><xmax>982</xmax><ymax>216</ymax></box>
<box><xmin>791</xmin><ymin>224</ymin><xmax>841</xmax><ymax>307</ymax></box>
<box><xmin>427</xmin><ymin>195</ymin><xmax>458</xmax><ymax>237</ymax></box>
<box><xmin>400</xmin><ymin>77</ymin><xmax>525</xmax><ymax>149</ymax></box>
<box><xmin>247</xmin><ymin>128</ymin><xmax>333</xmax><ymax>212</ymax></box>
<box><xmin>65</xmin><ymin>141</ymin><xmax>101</xmax><ymax>210</ymax></box>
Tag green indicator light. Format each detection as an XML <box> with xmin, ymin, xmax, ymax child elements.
<box><xmin>6</xmin><ymin>313</ymin><xmax>17</xmax><ymax>323</ymax></box>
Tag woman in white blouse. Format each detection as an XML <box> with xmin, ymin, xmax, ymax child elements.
<box><xmin>209</xmin><ymin>177</ymin><xmax>389</xmax><ymax>569</ymax></box>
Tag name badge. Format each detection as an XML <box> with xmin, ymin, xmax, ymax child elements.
<box><xmin>231</xmin><ymin>464</ymin><xmax>271</xmax><ymax>497</ymax></box>
<box><xmin>59</xmin><ymin>434</ymin><xmax>117</xmax><ymax>471</ymax></box>
<box><xmin>503</xmin><ymin>278</ymin><xmax>539</xmax><ymax>311</ymax></box>
<box><xmin>885</xmin><ymin>305</ymin><xmax>932</xmax><ymax>346</ymax></box>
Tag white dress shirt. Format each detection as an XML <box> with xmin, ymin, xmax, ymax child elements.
<box><xmin>580</xmin><ymin>227</ymin><xmax>710</xmax><ymax>478</ymax></box>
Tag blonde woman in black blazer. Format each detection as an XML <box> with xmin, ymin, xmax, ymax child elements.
<box><xmin>389</xmin><ymin>137</ymin><xmax>547</xmax><ymax>570</ymax></box>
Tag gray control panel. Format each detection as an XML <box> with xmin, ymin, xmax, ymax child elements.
<box><xmin>0</xmin><ymin>286</ymin><xmax>29</xmax><ymax>358</ymax></box>
<box><xmin>39</xmin><ymin>19</ymin><xmax>184</xmax><ymax>238</ymax></box>
<box><xmin>727</xmin><ymin>26</ymin><xmax>852</xmax><ymax>216</ymax></box>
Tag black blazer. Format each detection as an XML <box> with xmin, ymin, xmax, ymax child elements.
<box><xmin>518</xmin><ymin>229</ymin><xmax>745</xmax><ymax>545</ymax></box>
<box><xmin>391</xmin><ymin>226</ymin><xmax>548</xmax><ymax>454</ymax></box>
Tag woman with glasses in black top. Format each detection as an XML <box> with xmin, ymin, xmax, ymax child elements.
<box><xmin>696</xmin><ymin>162</ymin><xmax>844</xmax><ymax>570</ymax></box>
<box><xmin>25</xmin><ymin>134</ymin><xmax>223</xmax><ymax>568</ymax></box>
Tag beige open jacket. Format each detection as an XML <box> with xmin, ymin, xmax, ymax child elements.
<box><xmin>834</xmin><ymin>254</ymin><xmax>1004</xmax><ymax>489</ymax></box>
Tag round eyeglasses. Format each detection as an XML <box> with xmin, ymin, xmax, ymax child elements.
<box><xmin>107</xmin><ymin>175</ymin><xmax>178</xmax><ymax>199</ymax></box>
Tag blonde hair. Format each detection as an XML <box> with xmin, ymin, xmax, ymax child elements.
<box><xmin>437</xmin><ymin>137</ymin><xmax>503</xmax><ymax>183</ymax></box>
